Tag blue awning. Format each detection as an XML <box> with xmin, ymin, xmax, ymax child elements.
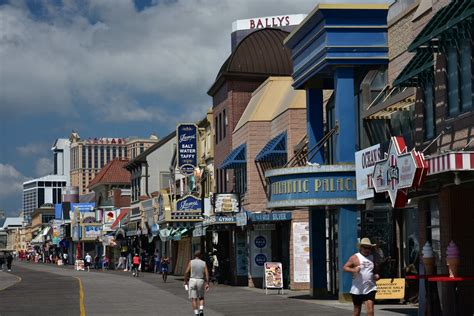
<box><xmin>220</xmin><ymin>143</ymin><xmax>246</xmax><ymax>169</ymax></box>
<box><xmin>255</xmin><ymin>131</ymin><xmax>287</xmax><ymax>162</ymax></box>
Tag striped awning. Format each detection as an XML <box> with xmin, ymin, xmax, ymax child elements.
<box><xmin>220</xmin><ymin>143</ymin><xmax>246</xmax><ymax>169</ymax></box>
<box><xmin>426</xmin><ymin>152</ymin><xmax>474</xmax><ymax>176</ymax></box>
<box><xmin>255</xmin><ymin>131</ymin><xmax>287</xmax><ymax>162</ymax></box>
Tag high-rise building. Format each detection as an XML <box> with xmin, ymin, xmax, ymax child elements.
<box><xmin>22</xmin><ymin>175</ymin><xmax>67</xmax><ymax>223</ymax></box>
<box><xmin>51</xmin><ymin>138</ymin><xmax>71</xmax><ymax>184</ymax></box>
<box><xmin>69</xmin><ymin>131</ymin><xmax>158</xmax><ymax>195</ymax></box>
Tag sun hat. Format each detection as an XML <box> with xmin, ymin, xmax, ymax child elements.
<box><xmin>358</xmin><ymin>237</ymin><xmax>376</xmax><ymax>249</ymax></box>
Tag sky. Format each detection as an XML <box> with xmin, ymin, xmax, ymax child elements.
<box><xmin>0</xmin><ymin>0</ymin><xmax>324</xmax><ymax>215</ymax></box>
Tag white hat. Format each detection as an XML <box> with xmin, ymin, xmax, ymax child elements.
<box><xmin>358</xmin><ymin>238</ymin><xmax>376</xmax><ymax>248</ymax></box>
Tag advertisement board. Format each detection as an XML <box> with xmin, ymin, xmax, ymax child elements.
<box><xmin>177</xmin><ymin>123</ymin><xmax>198</xmax><ymax>175</ymax></box>
<box><xmin>264</xmin><ymin>262</ymin><xmax>283</xmax><ymax>291</ymax></box>
<box><xmin>293</xmin><ymin>222</ymin><xmax>310</xmax><ymax>283</ymax></box>
<box><xmin>250</xmin><ymin>231</ymin><xmax>271</xmax><ymax>278</ymax></box>
<box><xmin>355</xmin><ymin>144</ymin><xmax>381</xmax><ymax>200</ymax></box>
<box><xmin>83</xmin><ymin>225</ymin><xmax>102</xmax><ymax>240</ymax></box>
<box><xmin>375</xmin><ymin>278</ymin><xmax>405</xmax><ymax>299</ymax></box>
<box><xmin>213</xmin><ymin>193</ymin><xmax>240</xmax><ymax>213</ymax></box>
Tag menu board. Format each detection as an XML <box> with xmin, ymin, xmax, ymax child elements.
<box><xmin>264</xmin><ymin>262</ymin><xmax>283</xmax><ymax>289</ymax></box>
<box><xmin>293</xmin><ymin>222</ymin><xmax>310</xmax><ymax>283</ymax></box>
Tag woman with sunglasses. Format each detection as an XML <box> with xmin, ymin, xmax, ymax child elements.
<box><xmin>343</xmin><ymin>237</ymin><xmax>380</xmax><ymax>316</ymax></box>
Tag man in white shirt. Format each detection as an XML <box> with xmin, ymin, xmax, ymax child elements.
<box><xmin>343</xmin><ymin>238</ymin><xmax>380</xmax><ymax>316</ymax></box>
<box><xmin>85</xmin><ymin>253</ymin><xmax>92</xmax><ymax>272</ymax></box>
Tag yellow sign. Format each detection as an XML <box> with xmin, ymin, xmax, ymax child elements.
<box><xmin>375</xmin><ymin>278</ymin><xmax>405</xmax><ymax>300</ymax></box>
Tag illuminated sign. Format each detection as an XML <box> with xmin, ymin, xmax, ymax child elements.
<box><xmin>177</xmin><ymin>123</ymin><xmax>198</xmax><ymax>175</ymax></box>
<box><xmin>266</xmin><ymin>165</ymin><xmax>363</xmax><ymax>209</ymax></box>
<box><xmin>372</xmin><ymin>136</ymin><xmax>427</xmax><ymax>208</ymax></box>
<box><xmin>214</xmin><ymin>193</ymin><xmax>240</xmax><ymax>213</ymax></box>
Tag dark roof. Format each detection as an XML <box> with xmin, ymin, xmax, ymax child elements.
<box><xmin>208</xmin><ymin>28</ymin><xmax>293</xmax><ymax>96</ymax></box>
<box><xmin>88</xmin><ymin>159</ymin><xmax>131</xmax><ymax>189</ymax></box>
<box><xmin>125</xmin><ymin>131</ymin><xmax>176</xmax><ymax>170</ymax></box>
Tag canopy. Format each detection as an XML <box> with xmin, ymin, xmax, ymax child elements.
<box><xmin>220</xmin><ymin>143</ymin><xmax>246</xmax><ymax>170</ymax></box>
<box><xmin>255</xmin><ymin>131</ymin><xmax>287</xmax><ymax>162</ymax></box>
<box><xmin>393</xmin><ymin>51</ymin><xmax>433</xmax><ymax>87</ymax></box>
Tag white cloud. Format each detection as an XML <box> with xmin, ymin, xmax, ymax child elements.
<box><xmin>0</xmin><ymin>0</ymin><xmax>316</xmax><ymax>123</ymax></box>
<box><xmin>35</xmin><ymin>158</ymin><xmax>53</xmax><ymax>177</ymax></box>
<box><xmin>0</xmin><ymin>163</ymin><xmax>30</xmax><ymax>199</ymax></box>
<box><xmin>16</xmin><ymin>143</ymin><xmax>50</xmax><ymax>156</ymax></box>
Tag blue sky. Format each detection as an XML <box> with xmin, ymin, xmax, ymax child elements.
<box><xmin>0</xmin><ymin>0</ymin><xmax>322</xmax><ymax>216</ymax></box>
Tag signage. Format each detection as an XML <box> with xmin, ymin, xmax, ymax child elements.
<box><xmin>250</xmin><ymin>212</ymin><xmax>292</xmax><ymax>222</ymax></box>
<box><xmin>83</xmin><ymin>225</ymin><xmax>101</xmax><ymax>239</ymax></box>
<box><xmin>177</xmin><ymin>195</ymin><xmax>202</xmax><ymax>211</ymax></box>
<box><xmin>293</xmin><ymin>222</ymin><xmax>310</xmax><ymax>283</ymax></box>
<box><xmin>214</xmin><ymin>193</ymin><xmax>240</xmax><ymax>213</ymax></box>
<box><xmin>250</xmin><ymin>231</ymin><xmax>271</xmax><ymax>277</ymax></box>
<box><xmin>71</xmin><ymin>203</ymin><xmax>95</xmax><ymax>212</ymax></box>
<box><xmin>151</xmin><ymin>224</ymin><xmax>159</xmax><ymax>236</ymax></box>
<box><xmin>203</xmin><ymin>215</ymin><xmax>237</xmax><ymax>225</ymax></box>
<box><xmin>177</xmin><ymin>123</ymin><xmax>198</xmax><ymax>175</ymax></box>
<box><xmin>255</xmin><ymin>253</ymin><xmax>267</xmax><ymax>266</ymax></box>
<box><xmin>355</xmin><ymin>144</ymin><xmax>382</xmax><ymax>200</ymax></box>
<box><xmin>266</xmin><ymin>165</ymin><xmax>363</xmax><ymax>209</ymax></box>
<box><xmin>236</xmin><ymin>211</ymin><xmax>247</xmax><ymax>227</ymax></box>
<box><xmin>264</xmin><ymin>262</ymin><xmax>283</xmax><ymax>290</ymax></box>
<box><xmin>375</xmin><ymin>278</ymin><xmax>405</xmax><ymax>300</ymax></box>
<box><xmin>52</xmin><ymin>220</ymin><xmax>62</xmax><ymax>245</ymax></box>
<box><xmin>254</xmin><ymin>235</ymin><xmax>267</xmax><ymax>248</ymax></box>
<box><xmin>232</xmin><ymin>14</ymin><xmax>306</xmax><ymax>32</ymax></box>
<box><xmin>103</xmin><ymin>210</ymin><xmax>116</xmax><ymax>224</ymax></box>
<box><xmin>372</xmin><ymin>137</ymin><xmax>427</xmax><ymax>208</ymax></box>
<box><xmin>192</xmin><ymin>223</ymin><xmax>206</xmax><ymax>237</ymax></box>
<box><xmin>253</xmin><ymin>224</ymin><xmax>276</xmax><ymax>231</ymax></box>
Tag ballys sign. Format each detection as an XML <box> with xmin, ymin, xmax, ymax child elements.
<box><xmin>372</xmin><ymin>137</ymin><xmax>427</xmax><ymax>208</ymax></box>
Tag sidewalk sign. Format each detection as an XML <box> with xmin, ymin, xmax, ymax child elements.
<box><xmin>264</xmin><ymin>262</ymin><xmax>284</xmax><ymax>295</ymax></box>
<box><xmin>375</xmin><ymin>278</ymin><xmax>405</xmax><ymax>299</ymax></box>
<box><xmin>75</xmin><ymin>259</ymin><xmax>85</xmax><ymax>271</ymax></box>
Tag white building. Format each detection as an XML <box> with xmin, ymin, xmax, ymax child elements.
<box><xmin>22</xmin><ymin>175</ymin><xmax>67</xmax><ymax>224</ymax></box>
<box><xmin>51</xmin><ymin>138</ymin><xmax>71</xmax><ymax>184</ymax></box>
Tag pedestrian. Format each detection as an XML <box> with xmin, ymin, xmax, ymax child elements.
<box><xmin>94</xmin><ymin>254</ymin><xmax>100</xmax><ymax>270</ymax></box>
<box><xmin>116</xmin><ymin>255</ymin><xmax>125</xmax><ymax>270</ymax></box>
<box><xmin>161</xmin><ymin>255</ymin><xmax>170</xmax><ymax>282</ymax></box>
<box><xmin>343</xmin><ymin>237</ymin><xmax>380</xmax><ymax>316</ymax></box>
<box><xmin>154</xmin><ymin>252</ymin><xmax>161</xmax><ymax>273</ymax></box>
<box><xmin>6</xmin><ymin>252</ymin><xmax>13</xmax><ymax>272</ymax></box>
<box><xmin>0</xmin><ymin>252</ymin><xmax>5</xmax><ymax>271</ymax></box>
<box><xmin>102</xmin><ymin>255</ymin><xmax>109</xmax><ymax>271</ymax></box>
<box><xmin>184</xmin><ymin>251</ymin><xmax>210</xmax><ymax>316</ymax></box>
<box><xmin>85</xmin><ymin>253</ymin><xmax>92</xmax><ymax>272</ymax></box>
<box><xmin>132</xmin><ymin>253</ymin><xmax>140</xmax><ymax>277</ymax></box>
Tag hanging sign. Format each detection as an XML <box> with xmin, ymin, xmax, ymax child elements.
<box><xmin>355</xmin><ymin>144</ymin><xmax>382</xmax><ymax>200</ymax></box>
<box><xmin>177</xmin><ymin>123</ymin><xmax>198</xmax><ymax>175</ymax></box>
<box><xmin>214</xmin><ymin>193</ymin><xmax>240</xmax><ymax>213</ymax></box>
<box><xmin>372</xmin><ymin>136</ymin><xmax>427</xmax><ymax>208</ymax></box>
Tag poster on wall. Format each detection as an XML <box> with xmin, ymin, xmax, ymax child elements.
<box><xmin>250</xmin><ymin>231</ymin><xmax>271</xmax><ymax>278</ymax></box>
<box><xmin>293</xmin><ymin>222</ymin><xmax>310</xmax><ymax>283</ymax></box>
<box><xmin>236</xmin><ymin>234</ymin><xmax>248</xmax><ymax>276</ymax></box>
<box><xmin>264</xmin><ymin>262</ymin><xmax>283</xmax><ymax>289</ymax></box>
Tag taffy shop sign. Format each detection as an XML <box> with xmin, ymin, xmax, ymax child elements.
<box><xmin>372</xmin><ymin>137</ymin><xmax>427</xmax><ymax>208</ymax></box>
<box><xmin>177</xmin><ymin>123</ymin><xmax>198</xmax><ymax>175</ymax></box>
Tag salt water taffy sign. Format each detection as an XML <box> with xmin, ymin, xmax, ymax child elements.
<box><xmin>177</xmin><ymin>123</ymin><xmax>198</xmax><ymax>175</ymax></box>
<box><xmin>372</xmin><ymin>136</ymin><xmax>427</xmax><ymax>208</ymax></box>
<box><xmin>265</xmin><ymin>165</ymin><xmax>363</xmax><ymax>209</ymax></box>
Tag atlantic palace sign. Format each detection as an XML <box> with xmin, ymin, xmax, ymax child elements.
<box><xmin>265</xmin><ymin>165</ymin><xmax>363</xmax><ymax>209</ymax></box>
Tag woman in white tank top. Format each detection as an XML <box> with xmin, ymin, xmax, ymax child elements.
<box><xmin>343</xmin><ymin>238</ymin><xmax>380</xmax><ymax>316</ymax></box>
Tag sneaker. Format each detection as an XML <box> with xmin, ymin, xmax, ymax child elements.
<box><xmin>8</xmin><ymin>269</ymin><xmax>11</xmax><ymax>272</ymax></box>
<box><xmin>199</xmin><ymin>311</ymin><xmax>204</xmax><ymax>316</ymax></box>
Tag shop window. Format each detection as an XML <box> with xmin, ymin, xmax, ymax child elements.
<box><xmin>423</xmin><ymin>78</ymin><xmax>435</xmax><ymax>140</ymax></box>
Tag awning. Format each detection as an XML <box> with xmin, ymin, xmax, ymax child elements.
<box><xmin>427</xmin><ymin>152</ymin><xmax>474</xmax><ymax>176</ymax></box>
<box><xmin>255</xmin><ymin>131</ymin><xmax>287</xmax><ymax>162</ymax></box>
<box><xmin>42</xmin><ymin>227</ymin><xmax>51</xmax><ymax>236</ymax></box>
<box><xmin>408</xmin><ymin>1</ymin><xmax>474</xmax><ymax>52</ymax></box>
<box><xmin>220</xmin><ymin>143</ymin><xmax>246</xmax><ymax>169</ymax></box>
<box><xmin>393</xmin><ymin>51</ymin><xmax>433</xmax><ymax>87</ymax></box>
<box><xmin>111</xmin><ymin>208</ymin><xmax>131</xmax><ymax>229</ymax></box>
<box><xmin>31</xmin><ymin>233</ymin><xmax>45</xmax><ymax>245</ymax></box>
<box><xmin>364</xmin><ymin>87</ymin><xmax>416</xmax><ymax>120</ymax></box>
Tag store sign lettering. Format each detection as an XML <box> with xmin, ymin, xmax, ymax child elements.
<box><xmin>271</xmin><ymin>177</ymin><xmax>356</xmax><ymax>195</ymax></box>
<box><xmin>250</xmin><ymin>16</ymin><xmax>290</xmax><ymax>29</ymax></box>
<box><xmin>177</xmin><ymin>124</ymin><xmax>198</xmax><ymax>175</ymax></box>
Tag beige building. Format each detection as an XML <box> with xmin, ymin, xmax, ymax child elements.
<box><xmin>69</xmin><ymin>131</ymin><xmax>158</xmax><ymax>195</ymax></box>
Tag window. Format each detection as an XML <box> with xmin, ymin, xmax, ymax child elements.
<box><xmin>447</xmin><ymin>45</ymin><xmax>460</xmax><ymax>116</ymax></box>
<box><xmin>223</xmin><ymin>109</ymin><xmax>227</xmax><ymax>138</ymax></box>
<box><xmin>235</xmin><ymin>166</ymin><xmax>247</xmax><ymax>194</ymax></box>
<box><xmin>215</xmin><ymin>117</ymin><xmax>218</xmax><ymax>144</ymax></box>
<box><xmin>423</xmin><ymin>78</ymin><xmax>435</xmax><ymax>140</ymax></box>
<box><xmin>82</xmin><ymin>146</ymin><xmax>86</xmax><ymax>168</ymax></box>
<box><xmin>218</xmin><ymin>113</ymin><xmax>222</xmax><ymax>142</ymax></box>
<box><xmin>87</xmin><ymin>147</ymin><xmax>92</xmax><ymax>169</ymax></box>
<box><xmin>459</xmin><ymin>39</ymin><xmax>472</xmax><ymax>112</ymax></box>
<box><xmin>140</xmin><ymin>144</ymin><xmax>144</xmax><ymax>154</ymax></box>
<box><xmin>112</xmin><ymin>146</ymin><xmax>117</xmax><ymax>159</ymax></box>
<box><xmin>100</xmin><ymin>146</ymin><xmax>104</xmax><ymax>168</ymax></box>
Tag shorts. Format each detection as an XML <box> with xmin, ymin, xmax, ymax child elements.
<box><xmin>161</xmin><ymin>266</ymin><xmax>168</xmax><ymax>273</ymax></box>
<box><xmin>188</xmin><ymin>278</ymin><xmax>205</xmax><ymax>299</ymax></box>
<box><xmin>85</xmin><ymin>262</ymin><xmax>91</xmax><ymax>267</ymax></box>
<box><xmin>352</xmin><ymin>291</ymin><xmax>377</xmax><ymax>306</ymax></box>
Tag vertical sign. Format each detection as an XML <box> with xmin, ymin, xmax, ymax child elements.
<box><xmin>355</xmin><ymin>144</ymin><xmax>381</xmax><ymax>200</ymax></box>
<box><xmin>177</xmin><ymin>124</ymin><xmax>198</xmax><ymax>175</ymax></box>
<box><xmin>293</xmin><ymin>222</ymin><xmax>310</xmax><ymax>283</ymax></box>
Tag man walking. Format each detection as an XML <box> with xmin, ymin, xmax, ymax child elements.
<box><xmin>6</xmin><ymin>252</ymin><xmax>13</xmax><ymax>272</ymax></box>
<box><xmin>85</xmin><ymin>253</ymin><xmax>92</xmax><ymax>272</ymax></box>
<box><xmin>343</xmin><ymin>237</ymin><xmax>380</xmax><ymax>316</ymax></box>
<box><xmin>184</xmin><ymin>251</ymin><xmax>210</xmax><ymax>316</ymax></box>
